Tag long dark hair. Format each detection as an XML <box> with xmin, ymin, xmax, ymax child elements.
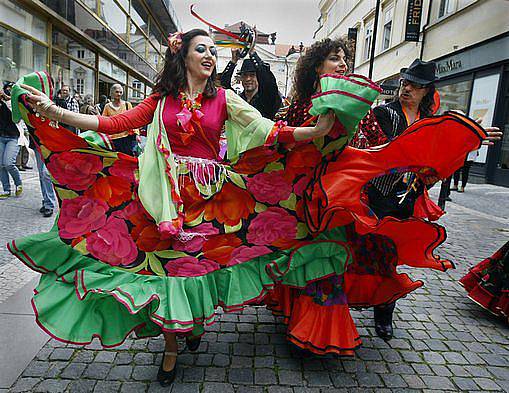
<box><xmin>292</xmin><ymin>37</ymin><xmax>350</xmax><ymax>102</ymax></box>
<box><xmin>153</xmin><ymin>29</ymin><xmax>217</xmax><ymax>99</ymax></box>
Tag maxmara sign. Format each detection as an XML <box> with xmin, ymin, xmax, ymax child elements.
<box><xmin>436</xmin><ymin>35</ymin><xmax>508</xmax><ymax>78</ymax></box>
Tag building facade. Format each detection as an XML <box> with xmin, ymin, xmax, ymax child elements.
<box><xmin>0</xmin><ymin>0</ymin><xmax>181</xmax><ymax>105</ymax></box>
<box><xmin>314</xmin><ymin>0</ymin><xmax>509</xmax><ymax>186</ymax></box>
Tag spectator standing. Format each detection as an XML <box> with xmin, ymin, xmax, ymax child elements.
<box><xmin>102</xmin><ymin>84</ymin><xmax>138</xmax><ymax>156</ymax></box>
<box><xmin>0</xmin><ymin>81</ymin><xmax>23</xmax><ymax>198</ymax></box>
<box><xmin>95</xmin><ymin>94</ymin><xmax>109</xmax><ymax>115</ymax></box>
<box><xmin>80</xmin><ymin>94</ymin><xmax>99</xmax><ymax>115</ymax></box>
<box><xmin>55</xmin><ymin>84</ymin><xmax>79</xmax><ymax>133</ymax></box>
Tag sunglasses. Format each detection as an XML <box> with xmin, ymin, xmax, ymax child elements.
<box><xmin>400</xmin><ymin>79</ymin><xmax>428</xmax><ymax>89</ymax></box>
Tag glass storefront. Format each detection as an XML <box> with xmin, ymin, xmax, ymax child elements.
<box><xmin>42</xmin><ymin>0</ymin><xmax>164</xmax><ymax>82</ymax></box>
<box><xmin>0</xmin><ymin>25</ymin><xmax>47</xmax><ymax>83</ymax></box>
<box><xmin>436</xmin><ymin>78</ymin><xmax>472</xmax><ymax>113</ymax></box>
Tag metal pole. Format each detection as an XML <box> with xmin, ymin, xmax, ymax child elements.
<box><xmin>368</xmin><ymin>0</ymin><xmax>381</xmax><ymax>79</ymax></box>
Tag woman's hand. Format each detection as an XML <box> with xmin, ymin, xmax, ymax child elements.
<box><xmin>18</xmin><ymin>83</ymin><xmax>100</xmax><ymax>131</ymax></box>
<box><xmin>312</xmin><ymin>110</ymin><xmax>335</xmax><ymax>138</ymax></box>
<box><xmin>19</xmin><ymin>84</ymin><xmax>61</xmax><ymax>121</ymax></box>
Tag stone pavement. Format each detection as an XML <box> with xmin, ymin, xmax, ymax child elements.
<box><xmin>1</xmin><ymin>172</ymin><xmax>508</xmax><ymax>392</ymax></box>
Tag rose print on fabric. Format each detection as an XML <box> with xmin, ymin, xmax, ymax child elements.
<box><xmin>247</xmin><ymin>207</ymin><xmax>297</xmax><ymax>246</ymax></box>
<box><xmin>86</xmin><ymin>217</ymin><xmax>138</xmax><ymax>266</ymax></box>
<box><xmin>58</xmin><ymin>196</ymin><xmax>109</xmax><ymax>239</ymax></box>
<box><xmin>47</xmin><ymin>152</ymin><xmax>103</xmax><ymax>191</ymax></box>
<box><xmin>247</xmin><ymin>170</ymin><xmax>292</xmax><ymax>205</ymax></box>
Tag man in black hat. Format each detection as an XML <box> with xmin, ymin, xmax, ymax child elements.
<box><xmin>368</xmin><ymin>59</ymin><xmax>439</xmax><ymax>341</ymax></box>
<box><xmin>220</xmin><ymin>49</ymin><xmax>281</xmax><ymax>120</ymax></box>
<box><xmin>373</xmin><ymin>58</ymin><xmax>438</xmax><ymax>139</ymax></box>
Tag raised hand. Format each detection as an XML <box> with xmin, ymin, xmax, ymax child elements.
<box><xmin>19</xmin><ymin>84</ymin><xmax>61</xmax><ymax>121</ymax></box>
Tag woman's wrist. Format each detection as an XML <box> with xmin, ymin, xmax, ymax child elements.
<box><xmin>293</xmin><ymin>126</ymin><xmax>316</xmax><ymax>141</ymax></box>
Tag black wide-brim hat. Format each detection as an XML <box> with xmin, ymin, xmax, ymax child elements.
<box><xmin>400</xmin><ymin>59</ymin><xmax>437</xmax><ymax>85</ymax></box>
<box><xmin>237</xmin><ymin>58</ymin><xmax>257</xmax><ymax>75</ymax></box>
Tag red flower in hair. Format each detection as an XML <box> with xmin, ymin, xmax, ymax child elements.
<box><xmin>168</xmin><ymin>32</ymin><xmax>183</xmax><ymax>54</ymax></box>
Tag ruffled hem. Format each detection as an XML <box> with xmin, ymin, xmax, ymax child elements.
<box><xmin>460</xmin><ymin>271</ymin><xmax>509</xmax><ymax>322</ymax></box>
<box><xmin>286</xmin><ymin>296</ymin><xmax>361</xmax><ymax>356</ymax></box>
<box><xmin>7</xmin><ymin>227</ymin><xmax>353</xmax><ymax>347</ymax></box>
<box><xmin>344</xmin><ymin>272</ymin><xmax>423</xmax><ymax>307</ymax></box>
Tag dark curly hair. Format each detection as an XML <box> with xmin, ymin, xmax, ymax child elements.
<box><xmin>153</xmin><ymin>29</ymin><xmax>217</xmax><ymax>99</ymax></box>
<box><xmin>292</xmin><ymin>37</ymin><xmax>350</xmax><ymax>101</ymax></box>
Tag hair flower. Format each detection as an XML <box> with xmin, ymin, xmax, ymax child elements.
<box><xmin>168</xmin><ymin>32</ymin><xmax>183</xmax><ymax>55</ymax></box>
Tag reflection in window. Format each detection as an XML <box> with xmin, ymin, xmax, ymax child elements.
<box><xmin>52</xmin><ymin>52</ymin><xmax>95</xmax><ymax>101</ymax></box>
<box><xmin>130</xmin><ymin>21</ymin><xmax>147</xmax><ymax>58</ymax></box>
<box><xmin>81</xmin><ymin>0</ymin><xmax>97</xmax><ymax>12</ymax></box>
<box><xmin>436</xmin><ymin>79</ymin><xmax>473</xmax><ymax>114</ymax></box>
<box><xmin>131</xmin><ymin>0</ymin><xmax>149</xmax><ymax>32</ymax></box>
<box><xmin>0</xmin><ymin>26</ymin><xmax>47</xmax><ymax>83</ymax></box>
<box><xmin>0</xmin><ymin>0</ymin><xmax>47</xmax><ymax>42</ymax></box>
<box><xmin>99</xmin><ymin>56</ymin><xmax>127</xmax><ymax>83</ymax></box>
<box><xmin>52</xmin><ymin>30</ymin><xmax>95</xmax><ymax>67</ymax></box>
<box><xmin>99</xmin><ymin>0</ymin><xmax>128</xmax><ymax>37</ymax></box>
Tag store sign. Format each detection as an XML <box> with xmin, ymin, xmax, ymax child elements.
<box><xmin>437</xmin><ymin>59</ymin><xmax>463</xmax><ymax>75</ymax></box>
<box><xmin>436</xmin><ymin>36</ymin><xmax>509</xmax><ymax>78</ymax></box>
<box><xmin>405</xmin><ymin>0</ymin><xmax>423</xmax><ymax>42</ymax></box>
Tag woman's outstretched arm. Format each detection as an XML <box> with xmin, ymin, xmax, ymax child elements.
<box><xmin>21</xmin><ymin>84</ymin><xmax>159</xmax><ymax>135</ymax></box>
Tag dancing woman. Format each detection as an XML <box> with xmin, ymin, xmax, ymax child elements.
<box><xmin>10</xmin><ymin>29</ymin><xmax>378</xmax><ymax>386</ymax></box>
<box><xmin>461</xmin><ymin>241</ymin><xmax>509</xmax><ymax>324</ymax></box>
<box><xmin>266</xmin><ymin>37</ymin><xmax>499</xmax><ymax>356</ymax></box>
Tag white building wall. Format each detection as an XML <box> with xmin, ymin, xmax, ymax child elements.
<box><xmin>315</xmin><ymin>0</ymin><xmax>508</xmax><ymax>83</ymax></box>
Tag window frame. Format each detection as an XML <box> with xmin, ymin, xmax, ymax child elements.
<box><xmin>363</xmin><ymin>19</ymin><xmax>374</xmax><ymax>61</ymax></box>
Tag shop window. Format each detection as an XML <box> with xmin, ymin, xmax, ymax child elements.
<box><xmin>436</xmin><ymin>79</ymin><xmax>473</xmax><ymax>113</ymax></box>
<box><xmin>99</xmin><ymin>0</ymin><xmax>128</xmax><ymax>37</ymax></box>
<box><xmin>131</xmin><ymin>0</ymin><xmax>149</xmax><ymax>33</ymax></box>
<box><xmin>0</xmin><ymin>0</ymin><xmax>47</xmax><ymax>42</ymax></box>
<box><xmin>363</xmin><ymin>20</ymin><xmax>373</xmax><ymax>60</ymax></box>
<box><xmin>52</xmin><ymin>30</ymin><xmax>95</xmax><ymax>67</ymax></box>
<box><xmin>130</xmin><ymin>21</ymin><xmax>148</xmax><ymax>58</ymax></box>
<box><xmin>99</xmin><ymin>56</ymin><xmax>127</xmax><ymax>84</ymax></box>
<box><xmin>0</xmin><ymin>26</ymin><xmax>47</xmax><ymax>83</ymax></box>
<box><xmin>52</xmin><ymin>52</ymin><xmax>95</xmax><ymax>101</ymax></box>
<box><xmin>82</xmin><ymin>0</ymin><xmax>98</xmax><ymax>13</ymax></box>
<box><xmin>381</xmin><ymin>6</ymin><xmax>393</xmax><ymax>51</ymax></box>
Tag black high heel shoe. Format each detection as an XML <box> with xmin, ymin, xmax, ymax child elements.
<box><xmin>374</xmin><ymin>302</ymin><xmax>396</xmax><ymax>341</ymax></box>
<box><xmin>157</xmin><ymin>351</ymin><xmax>178</xmax><ymax>387</ymax></box>
<box><xmin>186</xmin><ymin>336</ymin><xmax>201</xmax><ymax>352</ymax></box>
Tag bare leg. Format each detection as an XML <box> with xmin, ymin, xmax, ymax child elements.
<box><xmin>162</xmin><ymin>332</ymin><xmax>178</xmax><ymax>371</ymax></box>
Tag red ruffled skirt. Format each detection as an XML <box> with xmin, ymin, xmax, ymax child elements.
<box><xmin>267</xmin><ymin>113</ymin><xmax>488</xmax><ymax>355</ymax></box>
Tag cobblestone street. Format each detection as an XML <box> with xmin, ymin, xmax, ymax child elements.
<box><xmin>1</xmin><ymin>171</ymin><xmax>508</xmax><ymax>392</ymax></box>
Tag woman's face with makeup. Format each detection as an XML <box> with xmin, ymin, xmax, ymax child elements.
<box><xmin>185</xmin><ymin>35</ymin><xmax>217</xmax><ymax>80</ymax></box>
